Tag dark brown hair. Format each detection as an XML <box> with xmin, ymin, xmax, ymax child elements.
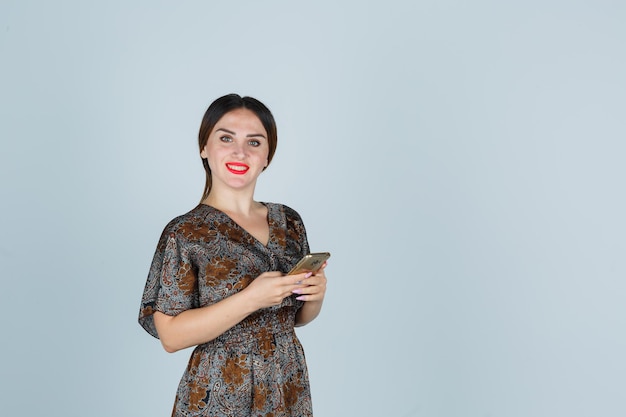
<box><xmin>198</xmin><ymin>94</ymin><xmax>278</xmax><ymax>202</ymax></box>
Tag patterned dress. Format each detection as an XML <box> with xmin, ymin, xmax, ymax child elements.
<box><xmin>138</xmin><ymin>203</ymin><xmax>314</xmax><ymax>417</ymax></box>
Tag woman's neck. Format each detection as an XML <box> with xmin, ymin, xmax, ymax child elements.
<box><xmin>203</xmin><ymin>188</ymin><xmax>260</xmax><ymax>217</ymax></box>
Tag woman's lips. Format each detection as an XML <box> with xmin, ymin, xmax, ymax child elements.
<box><xmin>226</xmin><ymin>162</ymin><xmax>250</xmax><ymax>175</ymax></box>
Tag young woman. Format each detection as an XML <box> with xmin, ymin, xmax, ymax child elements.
<box><xmin>138</xmin><ymin>94</ymin><xmax>327</xmax><ymax>416</ymax></box>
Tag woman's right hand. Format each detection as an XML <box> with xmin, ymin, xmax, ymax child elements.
<box><xmin>244</xmin><ymin>271</ymin><xmax>311</xmax><ymax>310</ymax></box>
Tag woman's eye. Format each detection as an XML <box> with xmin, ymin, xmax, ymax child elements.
<box><xmin>248</xmin><ymin>140</ymin><xmax>261</xmax><ymax>147</ymax></box>
<box><xmin>220</xmin><ymin>136</ymin><xmax>232</xmax><ymax>142</ymax></box>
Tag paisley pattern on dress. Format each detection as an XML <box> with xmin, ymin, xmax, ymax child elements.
<box><xmin>139</xmin><ymin>203</ymin><xmax>313</xmax><ymax>417</ymax></box>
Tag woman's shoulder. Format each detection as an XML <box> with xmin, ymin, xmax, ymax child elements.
<box><xmin>159</xmin><ymin>204</ymin><xmax>218</xmax><ymax>240</ymax></box>
<box><xmin>265</xmin><ymin>202</ymin><xmax>305</xmax><ymax>223</ymax></box>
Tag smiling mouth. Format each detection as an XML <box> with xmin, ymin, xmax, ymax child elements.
<box><xmin>226</xmin><ymin>163</ymin><xmax>249</xmax><ymax>174</ymax></box>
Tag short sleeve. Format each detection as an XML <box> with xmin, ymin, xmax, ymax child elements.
<box><xmin>283</xmin><ymin>205</ymin><xmax>311</xmax><ymax>264</ymax></box>
<box><xmin>138</xmin><ymin>230</ymin><xmax>198</xmax><ymax>339</ymax></box>
<box><xmin>293</xmin><ymin>212</ymin><xmax>310</xmax><ymax>257</ymax></box>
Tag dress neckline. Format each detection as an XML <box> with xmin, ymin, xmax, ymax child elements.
<box><xmin>199</xmin><ymin>202</ymin><xmax>273</xmax><ymax>249</ymax></box>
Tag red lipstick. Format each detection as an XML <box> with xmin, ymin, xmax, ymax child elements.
<box><xmin>226</xmin><ymin>162</ymin><xmax>249</xmax><ymax>175</ymax></box>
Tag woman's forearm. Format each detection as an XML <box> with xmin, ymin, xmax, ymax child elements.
<box><xmin>154</xmin><ymin>271</ymin><xmax>303</xmax><ymax>352</ymax></box>
<box><xmin>153</xmin><ymin>291</ymin><xmax>257</xmax><ymax>353</ymax></box>
<box><xmin>295</xmin><ymin>299</ymin><xmax>324</xmax><ymax>327</ymax></box>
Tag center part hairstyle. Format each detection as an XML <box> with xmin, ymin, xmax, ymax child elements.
<box><xmin>198</xmin><ymin>93</ymin><xmax>278</xmax><ymax>202</ymax></box>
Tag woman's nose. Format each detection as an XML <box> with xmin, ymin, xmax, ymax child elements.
<box><xmin>232</xmin><ymin>141</ymin><xmax>246</xmax><ymax>157</ymax></box>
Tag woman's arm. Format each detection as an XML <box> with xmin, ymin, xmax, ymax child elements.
<box><xmin>154</xmin><ymin>270</ymin><xmax>309</xmax><ymax>352</ymax></box>
<box><xmin>294</xmin><ymin>264</ymin><xmax>328</xmax><ymax>327</ymax></box>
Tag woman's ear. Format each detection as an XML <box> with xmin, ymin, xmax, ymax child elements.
<box><xmin>200</xmin><ymin>148</ymin><xmax>208</xmax><ymax>159</ymax></box>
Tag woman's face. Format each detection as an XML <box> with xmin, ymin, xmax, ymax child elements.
<box><xmin>201</xmin><ymin>108</ymin><xmax>270</xmax><ymax>192</ymax></box>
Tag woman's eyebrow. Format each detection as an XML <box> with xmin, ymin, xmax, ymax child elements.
<box><xmin>246</xmin><ymin>133</ymin><xmax>267</xmax><ymax>139</ymax></box>
<box><xmin>215</xmin><ymin>128</ymin><xmax>266</xmax><ymax>139</ymax></box>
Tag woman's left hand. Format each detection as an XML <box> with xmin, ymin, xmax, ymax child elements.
<box><xmin>291</xmin><ymin>262</ymin><xmax>327</xmax><ymax>302</ymax></box>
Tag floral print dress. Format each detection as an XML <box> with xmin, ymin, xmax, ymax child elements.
<box><xmin>139</xmin><ymin>203</ymin><xmax>313</xmax><ymax>417</ymax></box>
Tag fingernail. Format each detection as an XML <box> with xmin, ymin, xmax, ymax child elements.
<box><xmin>305</xmin><ymin>272</ymin><xmax>313</xmax><ymax>278</ymax></box>
<box><xmin>296</xmin><ymin>296</ymin><xmax>306</xmax><ymax>301</ymax></box>
<box><xmin>292</xmin><ymin>289</ymin><xmax>302</xmax><ymax>294</ymax></box>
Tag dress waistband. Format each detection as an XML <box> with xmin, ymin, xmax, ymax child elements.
<box><xmin>200</xmin><ymin>306</ymin><xmax>296</xmax><ymax>352</ymax></box>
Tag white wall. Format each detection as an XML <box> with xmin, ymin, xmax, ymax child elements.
<box><xmin>1</xmin><ymin>1</ymin><xmax>625</xmax><ymax>416</ymax></box>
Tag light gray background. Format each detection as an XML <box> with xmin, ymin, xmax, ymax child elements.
<box><xmin>1</xmin><ymin>1</ymin><xmax>625</xmax><ymax>416</ymax></box>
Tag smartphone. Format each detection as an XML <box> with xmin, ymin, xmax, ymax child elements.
<box><xmin>288</xmin><ymin>252</ymin><xmax>331</xmax><ymax>275</ymax></box>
